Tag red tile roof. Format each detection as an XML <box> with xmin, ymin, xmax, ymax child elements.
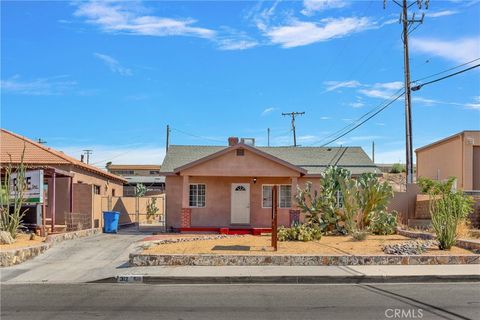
<box><xmin>1</xmin><ymin>129</ymin><xmax>126</xmax><ymax>183</ymax></box>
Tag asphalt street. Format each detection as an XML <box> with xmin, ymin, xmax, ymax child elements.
<box><xmin>1</xmin><ymin>282</ymin><xmax>479</xmax><ymax>320</ymax></box>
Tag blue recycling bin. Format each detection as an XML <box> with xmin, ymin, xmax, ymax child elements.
<box><xmin>103</xmin><ymin>211</ymin><xmax>120</xmax><ymax>233</ymax></box>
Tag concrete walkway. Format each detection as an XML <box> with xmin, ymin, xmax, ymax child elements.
<box><xmin>1</xmin><ymin>227</ymin><xmax>146</xmax><ymax>283</ymax></box>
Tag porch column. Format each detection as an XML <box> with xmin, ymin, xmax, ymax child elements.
<box><xmin>181</xmin><ymin>175</ymin><xmax>191</xmax><ymax>228</ymax></box>
<box><xmin>289</xmin><ymin>176</ymin><xmax>300</xmax><ymax>226</ymax></box>
<box><xmin>51</xmin><ymin>172</ymin><xmax>56</xmax><ymax>232</ymax></box>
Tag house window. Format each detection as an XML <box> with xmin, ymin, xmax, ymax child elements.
<box><xmin>150</xmin><ymin>170</ymin><xmax>160</xmax><ymax>175</ymax></box>
<box><xmin>93</xmin><ymin>185</ymin><xmax>101</xmax><ymax>195</ymax></box>
<box><xmin>112</xmin><ymin>189</ymin><xmax>116</xmax><ymax>197</ymax></box>
<box><xmin>189</xmin><ymin>184</ymin><xmax>206</xmax><ymax>208</ymax></box>
<box><xmin>262</xmin><ymin>185</ymin><xmax>291</xmax><ymax>208</ymax></box>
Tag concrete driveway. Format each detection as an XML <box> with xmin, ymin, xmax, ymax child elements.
<box><xmin>0</xmin><ymin>227</ymin><xmax>146</xmax><ymax>283</ymax></box>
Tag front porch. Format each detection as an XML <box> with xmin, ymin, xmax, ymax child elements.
<box><xmin>177</xmin><ymin>175</ymin><xmax>303</xmax><ymax>230</ymax></box>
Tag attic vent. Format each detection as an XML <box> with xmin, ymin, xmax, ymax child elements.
<box><xmin>236</xmin><ymin>149</ymin><xmax>245</xmax><ymax>156</ymax></box>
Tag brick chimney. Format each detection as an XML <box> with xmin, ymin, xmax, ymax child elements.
<box><xmin>228</xmin><ymin>137</ymin><xmax>239</xmax><ymax>146</ymax></box>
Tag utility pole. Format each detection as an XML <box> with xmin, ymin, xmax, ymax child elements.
<box><xmin>372</xmin><ymin>141</ymin><xmax>375</xmax><ymax>163</ymax></box>
<box><xmin>385</xmin><ymin>0</ymin><xmax>428</xmax><ymax>184</ymax></box>
<box><xmin>83</xmin><ymin>150</ymin><xmax>93</xmax><ymax>164</ymax></box>
<box><xmin>282</xmin><ymin>111</ymin><xmax>305</xmax><ymax>147</ymax></box>
<box><xmin>267</xmin><ymin>128</ymin><xmax>270</xmax><ymax>147</ymax></box>
<box><xmin>166</xmin><ymin>125</ymin><xmax>170</xmax><ymax>152</ymax></box>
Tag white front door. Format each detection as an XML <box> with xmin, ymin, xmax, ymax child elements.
<box><xmin>231</xmin><ymin>183</ymin><xmax>250</xmax><ymax>224</ymax></box>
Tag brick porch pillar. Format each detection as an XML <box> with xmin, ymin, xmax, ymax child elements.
<box><xmin>181</xmin><ymin>208</ymin><xmax>192</xmax><ymax>228</ymax></box>
<box><xmin>181</xmin><ymin>175</ymin><xmax>191</xmax><ymax>228</ymax></box>
<box><xmin>290</xmin><ymin>176</ymin><xmax>300</xmax><ymax>226</ymax></box>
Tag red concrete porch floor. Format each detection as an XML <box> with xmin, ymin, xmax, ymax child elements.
<box><xmin>179</xmin><ymin>227</ymin><xmax>272</xmax><ymax>235</ymax></box>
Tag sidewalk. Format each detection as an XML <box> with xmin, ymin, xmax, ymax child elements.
<box><xmin>100</xmin><ymin>265</ymin><xmax>480</xmax><ymax>284</ymax></box>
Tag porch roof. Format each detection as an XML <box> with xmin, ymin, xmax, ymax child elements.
<box><xmin>161</xmin><ymin>144</ymin><xmax>378</xmax><ymax>176</ymax></box>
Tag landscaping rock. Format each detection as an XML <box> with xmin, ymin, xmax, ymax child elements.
<box><xmin>0</xmin><ymin>231</ymin><xmax>14</xmax><ymax>244</ymax></box>
<box><xmin>382</xmin><ymin>240</ymin><xmax>438</xmax><ymax>255</ymax></box>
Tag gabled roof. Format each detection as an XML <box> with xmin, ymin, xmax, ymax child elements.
<box><xmin>1</xmin><ymin>129</ymin><xmax>126</xmax><ymax>183</ymax></box>
<box><xmin>161</xmin><ymin>144</ymin><xmax>377</xmax><ymax>176</ymax></box>
<box><xmin>173</xmin><ymin>143</ymin><xmax>308</xmax><ymax>175</ymax></box>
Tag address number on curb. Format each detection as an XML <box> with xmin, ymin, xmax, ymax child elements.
<box><xmin>117</xmin><ymin>275</ymin><xmax>143</xmax><ymax>283</ymax></box>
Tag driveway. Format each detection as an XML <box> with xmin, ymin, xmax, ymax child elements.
<box><xmin>0</xmin><ymin>227</ymin><xmax>146</xmax><ymax>283</ymax></box>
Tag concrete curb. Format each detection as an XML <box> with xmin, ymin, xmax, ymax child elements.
<box><xmin>91</xmin><ymin>274</ymin><xmax>480</xmax><ymax>284</ymax></box>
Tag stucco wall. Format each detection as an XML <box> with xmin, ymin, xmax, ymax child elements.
<box><xmin>181</xmin><ymin>148</ymin><xmax>302</xmax><ymax>177</ymax></box>
<box><xmin>166</xmin><ymin>175</ymin><xmax>320</xmax><ymax>229</ymax></box>
<box><xmin>416</xmin><ymin>131</ymin><xmax>480</xmax><ymax>190</ymax></box>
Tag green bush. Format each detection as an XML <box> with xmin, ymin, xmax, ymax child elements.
<box><xmin>418</xmin><ymin>177</ymin><xmax>456</xmax><ymax>195</ymax></box>
<box><xmin>430</xmin><ymin>191</ymin><xmax>474</xmax><ymax>250</ymax></box>
<box><xmin>278</xmin><ymin>223</ymin><xmax>322</xmax><ymax>242</ymax></box>
<box><xmin>368</xmin><ymin>210</ymin><xmax>398</xmax><ymax>235</ymax></box>
<box><xmin>352</xmin><ymin>230</ymin><xmax>368</xmax><ymax>241</ymax></box>
<box><xmin>390</xmin><ymin>163</ymin><xmax>405</xmax><ymax>174</ymax></box>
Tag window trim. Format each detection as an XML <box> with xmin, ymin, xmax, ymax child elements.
<box><xmin>188</xmin><ymin>183</ymin><xmax>207</xmax><ymax>208</ymax></box>
<box><xmin>261</xmin><ymin>184</ymin><xmax>292</xmax><ymax>209</ymax></box>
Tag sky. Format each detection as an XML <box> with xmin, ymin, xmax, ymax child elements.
<box><xmin>1</xmin><ymin>0</ymin><xmax>479</xmax><ymax>168</ymax></box>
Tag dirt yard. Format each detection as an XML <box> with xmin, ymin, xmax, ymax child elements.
<box><xmin>143</xmin><ymin>234</ymin><xmax>475</xmax><ymax>256</ymax></box>
<box><xmin>0</xmin><ymin>233</ymin><xmax>45</xmax><ymax>250</ymax></box>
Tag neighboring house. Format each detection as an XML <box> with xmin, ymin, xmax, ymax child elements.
<box><xmin>416</xmin><ymin>130</ymin><xmax>480</xmax><ymax>191</ymax></box>
<box><xmin>106</xmin><ymin>164</ymin><xmax>165</xmax><ymax>196</ymax></box>
<box><xmin>161</xmin><ymin>137</ymin><xmax>378</xmax><ymax>232</ymax></box>
<box><xmin>1</xmin><ymin>128</ymin><xmax>126</xmax><ymax>230</ymax></box>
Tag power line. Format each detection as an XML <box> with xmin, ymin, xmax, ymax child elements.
<box><xmin>170</xmin><ymin>127</ymin><xmax>224</xmax><ymax>143</ymax></box>
<box><xmin>320</xmin><ymin>91</ymin><xmax>405</xmax><ymax>147</ymax></box>
<box><xmin>412</xmin><ymin>63</ymin><xmax>480</xmax><ymax>91</ymax></box>
<box><xmin>412</xmin><ymin>57</ymin><xmax>480</xmax><ymax>83</ymax></box>
<box><xmin>308</xmin><ymin>88</ymin><xmax>405</xmax><ymax>147</ymax></box>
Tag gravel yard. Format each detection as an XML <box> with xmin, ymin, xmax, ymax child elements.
<box><xmin>143</xmin><ymin>234</ymin><xmax>475</xmax><ymax>256</ymax></box>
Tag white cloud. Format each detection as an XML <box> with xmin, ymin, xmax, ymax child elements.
<box><xmin>74</xmin><ymin>1</ymin><xmax>215</xmax><ymax>39</ymax></box>
<box><xmin>358</xmin><ymin>81</ymin><xmax>403</xmax><ymax>99</ymax></box>
<box><xmin>428</xmin><ymin>10</ymin><xmax>459</xmax><ymax>18</ymax></box>
<box><xmin>350</xmin><ymin>135</ymin><xmax>383</xmax><ymax>141</ymax></box>
<box><xmin>323</xmin><ymin>80</ymin><xmax>361</xmax><ymax>92</ymax></box>
<box><xmin>301</xmin><ymin>0</ymin><xmax>349</xmax><ymax>16</ymax></box>
<box><xmin>410</xmin><ymin>37</ymin><xmax>480</xmax><ymax>64</ymax></box>
<box><xmin>320</xmin><ymin>116</ymin><xmax>332</xmax><ymax>120</ymax></box>
<box><xmin>349</xmin><ymin>102</ymin><xmax>365</xmax><ymax>108</ymax></box>
<box><xmin>264</xmin><ymin>17</ymin><xmax>374</xmax><ymax>48</ymax></box>
<box><xmin>261</xmin><ymin>107</ymin><xmax>276</xmax><ymax>116</ymax></box>
<box><xmin>94</xmin><ymin>53</ymin><xmax>132</xmax><ymax>76</ymax></box>
<box><xmin>0</xmin><ymin>75</ymin><xmax>76</xmax><ymax>95</ymax></box>
<box><xmin>464</xmin><ymin>96</ymin><xmax>480</xmax><ymax>110</ymax></box>
<box><xmin>55</xmin><ymin>144</ymin><xmax>166</xmax><ymax>168</ymax></box>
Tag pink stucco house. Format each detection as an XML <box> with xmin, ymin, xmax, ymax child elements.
<box><xmin>161</xmin><ymin>137</ymin><xmax>378</xmax><ymax>233</ymax></box>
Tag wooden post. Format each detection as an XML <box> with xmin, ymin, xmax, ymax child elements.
<box><xmin>271</xmin><ymin>185</ymin><xmax>278</xmax><ymax>251</ymax></box>
<box><xmin>41</xmin><ymin>190</ymin><xmax>47</xmax><ymax>237</ymax></box>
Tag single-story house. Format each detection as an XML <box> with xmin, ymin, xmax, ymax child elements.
<box><xmin>161</xmin><ymin>137</ymin><xmax>378</xmax><ymax>232</ymax></box>
<box><xmin>416</xmin><ymin>130</ymin><xmax>480</xmax><ymax>191</ymax></box>
<box><xmin>106</xmin><ymin>164</ymin><xmax>166</xmax><ymax>196</ymax></box>
<box><xmin>1</xmin><ymin>128</ymin><xmax>126</xmax><ymax>231</ymax></box>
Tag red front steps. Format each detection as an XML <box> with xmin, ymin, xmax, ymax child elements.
<box><xmin>178</xmin><ymin>227</ymin><xmax>272</xmax><ymax>235</ymax></box>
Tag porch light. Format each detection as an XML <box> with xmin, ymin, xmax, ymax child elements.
<box><xmin>253</xmin><ymin>177</ymin><xmax>257</xmax><ymax>184</ymax></box>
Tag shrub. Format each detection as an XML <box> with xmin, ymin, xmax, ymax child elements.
<box><xmin>418</xmin><ymin>177</ymin><xmax>456</xmax><ymax>195</ymax></box>
<box><xmin>356</xmin><ymin>173</ymin><xmax>394</xmax><ymax>228</ymax></box>
<box><xmin>352</xmin><ymin>230</ymin><xmax>368</xmax><ymax>241</ymax></box>
<box><xmin>278</xmin><ymin>223</ymin><xmax>322</xmax><ymax>242</ymax></box>
<box><xmin>430</xmin><ymin>191</ymin><xmax>474</xmax><ymax>250</ymax></box>
<box><xmin>368</xmin><ymin>210</ymin><xmax>398</xmax><ymax>235</ymax></box>
<box><xmin>390</xmin><ymin>163</ymin><xmax>405</xmax><ymax>174</ymax></box>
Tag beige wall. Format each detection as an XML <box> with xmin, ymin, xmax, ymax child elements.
<box><xmin>182</xmin><ymin>148</ymin><xmax>302</xmax><ymax>177</ymax></box>
<box><xmin>166</xmin><ymin>175</ymin><xmax>319</xmax><ymax>229</ymax></box>
<box><xmin>55</xmin><ymin>164</ymin><xmax>124</xmax><ymax>197</ymax></box>
<box><xmin>416</xmin><ymin>131</ymin><xmax>480</xmax><ymax>190</ymax></box>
